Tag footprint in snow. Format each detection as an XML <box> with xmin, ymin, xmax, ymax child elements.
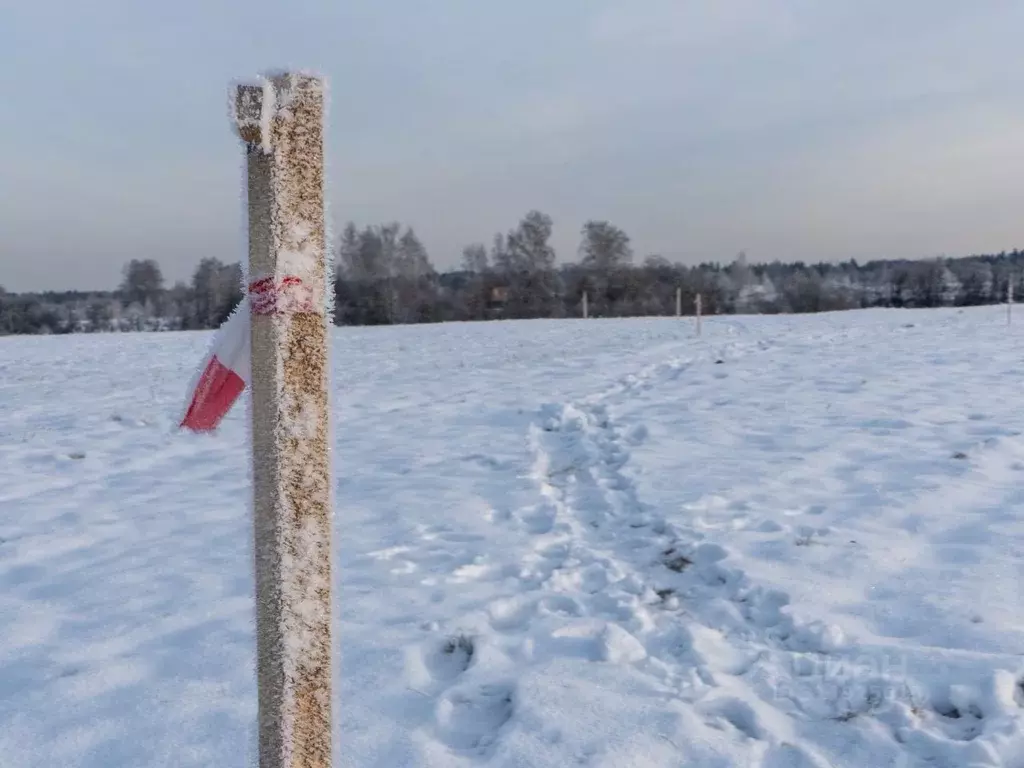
<box><xmin>700</xmin><ymin>696</ymin><xmax>765</xmax><ymax>740</ymax></box>
<box><xmin>434</xmin><ymin>682</ymin><xmax>515</xmax><ymax>754</ymax></box>
<box><xmin>536</xmin><ymin>594</ymin><xmax>583</xmax><ymax>618</ymax></box>
<box><xmin>487</xmin><ymin>595</ymin><xmax>537</xmax><ymax>632</ymax></box>
<box><xmin>516</xmin><ymin>504</ymin><xmax>556</xmax><ymax>535</ymax></box>
<box><xmin>407</xmin><ymin>634</ymin><xmax>476</xmax><ymax>690</ymax></box>
<box><xmin>794</xmin><ymin>526</ymin><xmax>831</xmax><ymax>546</ymax></box>
<box><xmin>461</xmin><ymin>453</ymin><xmax>515</xmax><ymax>471</ymax></box>
<box><xmin>760</xmin><ymin>742</ymin><xmax>835</xmax><ymax>768</ymax></box>
<box><xmin>623</xmin><ymin>423</ymin><xmax>648</xmax><ymax>445</ymax></box>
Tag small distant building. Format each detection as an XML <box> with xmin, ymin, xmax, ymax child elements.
<box><xmin>485</xmin><ymin>285</ymin><xmax>509</xmax><ymax>317</ymax></box>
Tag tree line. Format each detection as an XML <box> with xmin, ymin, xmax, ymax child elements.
<box><xmin>2</xmin><ymin>209</ymin><xmax>1022</xmax><ymax>335</ymax></box>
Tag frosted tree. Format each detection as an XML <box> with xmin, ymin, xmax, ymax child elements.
<box><xmin>396</xmin><ymin>227</ymin><xmax>434</xmax><ymax>279</ymax></box>
<box><xmin>336</xmin><ymin>222</ymin><xmax>364</xmax><ymax>280</ymax></box>
<box><xmin>503</xmin><ymin>210</ymin><xmax>556</xmax><ymax>272</ymax></box>
<box><xmin>461</xmin><ymin>243</ymin><xmax>489</xmax><ymax>273</ymax></box>
<box><xmin>394</xmin><ymin>227</ymin><xmax>438</xmax><ymax>323</ymax></box>
<box><xmin>191</xmin><ymin>258</ymin><xmax>242</xmax><ymax>328</ymax></box>
<box><xmin>495</xmin><ymin>211</ymin><xmax>560</xmax><ymax>317</ymax></box>
<box><xmin>576</xmin><ymin>220</ymin><xmax>633</xmax><ymax>316</ymax></box>
<box><xmin>457</xmin><ymin>243</ymin><xmax>494</xmax><ymax>320</ymax></box>
<box><xmin>119</xmin><ymin>259</ymin><xmax>164</xmax><ymax>306</ymax></box>
<box><xmin>333</xmin><ymin>222</ymin><xmax>440</xmax><ymax>324</ymax></box>
<box><xmin>579</xmin><ymin>220</ymin><xmax>633</xmax><ymax>271</ymax></box>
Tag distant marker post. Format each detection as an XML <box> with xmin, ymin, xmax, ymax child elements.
<box><xmin>695</xmin><ymin>293</ymin><xmax>703</xmax><ymax>336</ymax></box>
<box><xmin>1009</xmin><ymin>278</ymin><xmax>1013</xmax><ymax>326</ymax></box>
<box><xmin>582</xmin><ymin>291</ymin><xmax>589</xmax><ymax>319</ymax></box>
<box><xmin>675</xmin><ymin>286</ymin><xmax>682</xmax><ymax>318</ymax></box>
<box><xmin>234</xmin><ymin>73</ymin><xmax>333</xmax><ymax>768</ymax></box>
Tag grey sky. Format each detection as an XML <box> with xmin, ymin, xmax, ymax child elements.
<box><xmin>3</xmin><ymin>0</ymin><xmax>1024</xmax><ymax>292</ymax></box>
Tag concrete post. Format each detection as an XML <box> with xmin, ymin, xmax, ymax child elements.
<box><xmin>233</xmin><ymin>72</ymin><xmax>333</xmax><ymax>768</ymax></box>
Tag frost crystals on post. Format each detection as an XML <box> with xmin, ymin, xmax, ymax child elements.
<box><xmin>234</xmin><ymin>71</ymin><xmax>333</xmax><ymax>768</ymax></box>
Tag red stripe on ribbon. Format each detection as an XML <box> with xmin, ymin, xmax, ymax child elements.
<box><xmin>248</xmin><ymin>275</ymin><xmax>315</xmax><ymax>315</ymax></box>
<box><xmin>180</xmin><ymin>356</ymin><xmax>246</xmax><ymax>432</ymax></box>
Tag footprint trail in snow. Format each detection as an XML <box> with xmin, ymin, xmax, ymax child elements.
<box><xmin>411</xmin><ymin>330</ymin><xmax>1024</xmax><ymax>767</ymax></box>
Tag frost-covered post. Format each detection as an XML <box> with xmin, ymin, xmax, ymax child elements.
<box><xmin>675</xmin><ymin>287</ymin><xmax>682</xmax><ymax>318</ymax></box>
<box><xmin>1009</xmin><ymin>279</ymin><xmax>1014</xmax><ymax>326</ymax></box>
<box><xmin>234</xmin><ymin>73</ymin><xmax>333</xmax><ymax>768</ymax></box>
<box><xmin>582</xmin><ymin>291</ymin><xmax>589</xmax><ymax>319</ymax></box>
<box><xmin>695</xmin><ymin>293</ymin><xmax>703</xmax><ymax>335</ymax></box>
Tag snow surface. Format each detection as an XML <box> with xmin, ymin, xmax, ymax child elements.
<box><xmin>3</xmin><ymin>306</ymin><xmax>1024</xmax><ymax>767</ymax></box>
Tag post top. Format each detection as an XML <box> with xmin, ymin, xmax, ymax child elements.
<box><xmin>233</xmin><ymin>84</ymin><xmax>263</xmax><ymax>144</ymax></box>
<box><xmin>231</xmin><ymin>72</ymin><xmax>325</xmax><ymax>147</ymax></box>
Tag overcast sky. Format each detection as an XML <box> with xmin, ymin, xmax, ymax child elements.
<box><xmin>3</xmin><ymin>0</ymin><xmax>1024</xmax><ymax>291</ymax></box>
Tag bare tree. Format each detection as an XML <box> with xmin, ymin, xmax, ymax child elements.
<box><xmin>496</xmin><ymin>211</ymin><xmax>560</xmax><ymax>318</ymax></box>
<box><xmin>461</xmin><ymin>243</ymin><xmax>489</xmax><ymax>273</ymax></box>
<box><xmin>120</xmin><ymin>259</ymin><xmax>164</xmax><ymax>306</ymax></box>
<box><xmin>579</xmin><ymin>220</ymin><xmax>633</xmax><ymax>271</ymax></box>
<box><xmin>396</xmin><ymin>227</ymin><xmax>434</xmax><ymax>280</ymax></box>
<box><xmin>577</xmin><ymin>220</ymin><xmax>633</xmax><ymax>316</ymax></box>
<box><xmin>500</xmin><ymin>210</ymin><xmax>556</xmax><ymax>273</ymax></box>
<box><xmin>336</xmin><ymin>222</ymin><xmax>364</xmax><ymax>280</ymax></box>
<box><xmin>191</xmin><ymin>258</ymin><xmax>242</xmax><ymax>328</ymax></box>
<box><xmin>394</xmin><ymin>227</ymin><xmax>437</xmax><ymax>323</ymax></box>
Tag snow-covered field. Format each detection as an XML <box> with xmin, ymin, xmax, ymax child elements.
<box><xmin>3</xmin><ymin>306</ymin><xmax>1024</xmax><ymax>767</ymax></box>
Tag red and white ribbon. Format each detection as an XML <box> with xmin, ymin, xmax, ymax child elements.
<box><xmin>180</xmin><ymin>275</ymin><xmax>321</xmax><ymax>432</ymax></box>
<box><xmin>179</xmin><ymin>299</ymin><xmax>251</xmax><ymax>432</ymax></box>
